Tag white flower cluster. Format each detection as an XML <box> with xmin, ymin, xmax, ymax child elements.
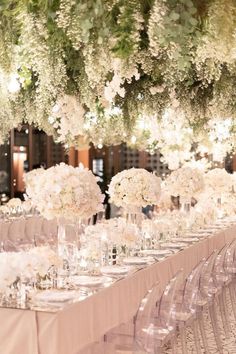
<box><xmin>48</xmin><ymin>95</ymin><xmax>85</xmax><ymax>147</ymax></box>
<box><xmin>24</xmin><ymin>163</ymin><xmax>104</xmax><ymax>220</ymax></box>
<box><xmin>84</xmin><ymin>106</ymin><xmax>127</xmax><ymax>147</ymax></box>
<box><xmin>194</xmin><ymin>189</ymin><xmax>236</xmax><ymax>222</ymax></box>
<box><xmin>5</xmin><ymin>198</ymin><xmax>22</xmax><ymax>208</ymax></box>
<box><xmin>0</xmin><ymin>198</ymin><xmax>34</xmax><ymax>216</ymax></box>
<box><xmin>165</xmin><ymin>166</ymin><xmax>205</xmax><ymax>201</ymax></box>
<box><xmin>197</xmin><ymin>117</ymin><xmax>234</xmax><ymax>163</ymax></box>
<box><xmin>132</xmin><ymin>106</ymin><xmax>194</xmax><ymax>170</ymax></box>
<box><xmin>104</xmin><ymin>58</ymin><xmax>140</xmax><ymax>104</ymax></box>
<box><xmin>204</xmin><ymin>168</ymin><xmax>233</xmax><ymax>195</ymax></box>
<box><xmin>0</xmin><ymin>247</ymin><xmax>59</xmax><ymax>293</ymax></box>
<box><xmin>108</xmin><ymin>168</ymin><xmax>161</xmax><ymax>208</ymax></box>
<box><xmin>220</xmin><ymin>193</ymin><xmax>236</xmax><ymax>217</ymax></box>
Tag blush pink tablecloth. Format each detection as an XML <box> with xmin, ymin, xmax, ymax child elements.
<box><xmin>1</xmin><ymin>225</ymin><xmax>235</xmax><ymax>354</ymax></box>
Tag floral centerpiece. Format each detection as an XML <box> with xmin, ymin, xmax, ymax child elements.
<box><xmin>24</xmin><ymin>163</ymin><xmax>104</xmax><ymax>221</ymax></box>
<box><xmin>24</xmin><ymin>163</ymin><xmax>104</xmax><ymax>266</ymax></box>
<box><xmin>108</xmin><ymin>168</ymin><xmax>161</xmax><ymax>211</ymax></box>
<box><xmin>0</xmin><ymin>247</ymin><xmax>59</xmax><ymax>295</ymax></box>
<box><xmin>165</xmin><ymin>166</ymin><xmax>205</xmax><ymax>204</ymax></box>
<box><xmin>204</xmin><ymin>168</ymin><xmax>232</xmax><ymax>195</ymax></box>
<box><xmin>194</xmin><ymin>192</ymin><xmax>217</xmax><ymax>224</ymax></box>
<box><xmin>6</xmin><ymin>198</ymin><xmax>22</xmax><ymax>208</ymax></box>
<box><xmin>203</xmin><ymin>168</ymin><xmax>233</xmax><ymax>218</ymax></box>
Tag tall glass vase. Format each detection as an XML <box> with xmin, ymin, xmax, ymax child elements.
<box><xmin>179</xmin><ymin>198</ymin><xmax>191</xmax><ymax>234</ymax></box>
<box><xmin>215</xmin><ymin>195</ymin><xmax>224</xmax><ymax>219</ymax></box>
<box><xmin>123</xmin><ymin>206</ymin><xmax>142</xmax><ymax>227</ymax></box>
<box><xmin>122</xmin><ymin>206</ymin><xmax>142</xmax><ymax>256</ymax></box>
<box><xmin>57</xmin><ymin>218</ymin><xmax>81</xmax><ymax>276</ymax></box>
<box><xmin>180</xmin><ymin>199</ymin><xmax>191</xmax><ymax>213</ymax></box>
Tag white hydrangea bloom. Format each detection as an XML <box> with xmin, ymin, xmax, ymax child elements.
<box><xmin>108</xmin><ymin>168</ymin><xmax>161</xmax><ymax>208</ymax></box>
<box><xmin>165</xmin><ymin>166</ymin><xmax>205</xmax><ymax>201</ymax></box>
<box><xmin>24</xmin><ymin>163</ymin><xmax>104</xmax><ymax>220</ymax></box>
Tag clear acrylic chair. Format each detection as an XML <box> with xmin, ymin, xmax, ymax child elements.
<box><xmin>130</xmin><ymin>270</ymin><xmax>184</xmax><ymax>354</ymax></box>
<box><xmin>223</xmin><ymin>239</ymin><xmax>236</xmax><ymax>322</ymax></box>
<box><xmin>140</xmin><ymin>268</ymin><xmax>211</xmax><ymax>354</ymax></box>
<box><xmin>136</xmin><ymin>272</ymin><xmax>181</xmax><ymax>354</ymax></box>
<box><xmin>105</xmin><ymin>271</ymin><xmax>185</xmax><ymax>354</ymax></box>
<box><xmin>199</xmin><ymin>250</ymin><xmax>224</xmax><ymax>353</ymax></box>
<box><xmin>212</xmin><ymin>242</ymin><xmax>233</xmax><ymax>338</ymax></box>
<box><xmin>154</xmin><ymin>269</ymin><xmax>184</xmax><ymax>353</ymax></box>
<box><xmin>104</xmin><ymin>281</ymin><xmax>161</xmax><ymax>353</ymax></box>
<box><xmin>172</xmin><ymin>259</ymin><xmax>210</xmax><ymax>354</ymax></box>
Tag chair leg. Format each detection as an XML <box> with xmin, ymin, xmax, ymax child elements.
<box><xmin>192</xmin><ymin>320</ymin><xmax>202</xmax><ymax>354</ymax></box>
<box><xmin>218</xmin><ymin>292</ymin><xmax>231</xmax><ymax>338</ymax></box>
<box><xmin>179</xmin><ymin>326</ymin><xmax>188</xmax><ymax>354</ymax></box>
<box><xmin>208</xmin><ymin>302</ymin><xmax>223</xmax><ymax>354</ymax></box>
<box><xmin>222</xmin><ymin>287</ymin><xmax>232</xmax><ymax>328</ymax></box>
<box><xmin>229</xmin><ymin>283</ymin><xmax>236</xmax><ymax>322</ymax></box>
<box><xmin>197</xmin><ymin>311</ymin><xmax>210</xmax><ymax>354</ymax></box>
<box><xmin>170</xmin><ymin>336</ymin><xmax>177</xmax><ymax>354</ymax></box>
<box><xmin>154</xmin><ymin>346</ymin><xmax>164</xmax><ymax>354</ymax></box>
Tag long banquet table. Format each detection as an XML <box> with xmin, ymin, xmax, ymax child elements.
<box><xmin>1</xmin><ymin>223</ymin><xmax>236</xmax><ymax>354</ymax></box>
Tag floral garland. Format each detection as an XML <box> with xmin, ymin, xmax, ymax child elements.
<box><xmin>0</xmin><ymin>0</ymin><xmax>236</xmax><ymax>167</ymax></box>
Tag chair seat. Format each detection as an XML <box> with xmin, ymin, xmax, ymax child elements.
<box><xmin>173</xmin><ymin>311</ymin><xmax>194</xmax><ymax>322</ymax></box>
<box><xmin>77</xmin><ymin>341</ymin><xmax>148</xmax><ymax>354</ymax></box>
<box><xmin>215</xmin><ymin>274</ymin><xmax>232</xmax><ymax>284</ymax></box>
<box><xmin>195</xmin><ymin>298</ymin><xmax>208</xmax><ymax>307</ymax></box>
<box><xmin>141</xmin><ymin>323</ymin><xmax>174</xmax><ymax>340</ymax></box>
<box><xmin>226</xmin><ymin>267</ymin><xmax>236</xmax><ymax>274</ymax></box>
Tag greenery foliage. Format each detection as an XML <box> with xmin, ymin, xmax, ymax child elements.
<box><xmin>0</xmin><ymin>0</ymin><xmax>236</xmax><ymax>166</ymax></box>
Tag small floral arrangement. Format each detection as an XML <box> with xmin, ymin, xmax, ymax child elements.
<box><xmin>165</xmin><ymin>166</ymin><xmax>205</xmax><ymax>202</ymax></box>
<box><xmin>6</xmin><ymin>198</ymin><xmax>22</xmax><ymax>208</ymax></box>
<box><xmin>204</xmin><ymin>168</ymin><xmax>232</xmax><ymax>194</ymax></box>
<box><xmin>0</xmin><ymin>247</ymin><xmax>59</xmax><ymax>293</ymax></box>
<box><xmin>83</xmin><ymin>218</ymin><xmax>139</xmax><ymax>247</ymax></box>
<box><xmin>0</xmin><ymin>198</ymin><xmax>24</xmax><ymax>216</ymax></box>
<box><xmin>108</xmin><ymin>168</ymin><xmax>161</xmax><ymax>209</ymax></box>
<box><xmin>24</xmin><ymin>163</ymin><xmax>104</xmax><ymax>220</ymax></box>
<box><xmin>0</xmin><ymin>252</ymin><xmax>22</xmax><ymax>293</ymax></box>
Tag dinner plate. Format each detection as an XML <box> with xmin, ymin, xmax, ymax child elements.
<box><xmin>171</xmin><ymin>237</ymin><xmax>198</xmax><ymax>243</ymax></box>
<box><xmin>192</xmin><ymin>231</ymin><xmax>210</xmax><ymax>237</ymax></box>
<box><xmin>140</xmin><ymin>249</ymin><xmax>172</xmax><ymax>256</ymax></box>
<box><xmin>34</xmin><ymin>290</ymin><xmax>77</xmax><ymax>303</ymax></box>
<box><xmin>69</xmin><ymin>275</ymin><xmax>113</xmax><ymax>287</ymax></box>
<box><xmin>101</xmin><ymin>265</ymin><xmax>133</xmax><ymax>275</ymax></box>
<box><xmin>202</xmin><ymin>228</ymin><xmax>218</xmax><ymax>233</ymax></box>
<box><xmin>123</xmin><ymin>256</ymin><xmax>154</xmax><ymax>265</ymax></box>
<box><xmin>160</xmin><ymin>242</ymin><xmax>186</xmax><ymax>249</ymax></box>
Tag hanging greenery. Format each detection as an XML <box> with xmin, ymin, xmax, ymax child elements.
<box><xmin>0</xmin><ymin>0</ymin><xmax>236</xmax><ymax>168</ymax></box>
